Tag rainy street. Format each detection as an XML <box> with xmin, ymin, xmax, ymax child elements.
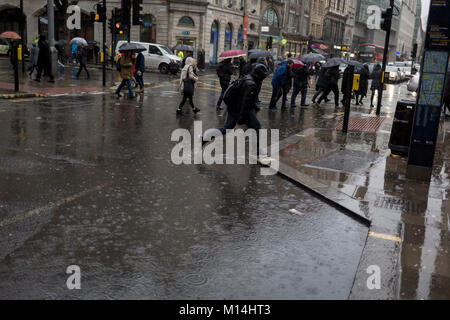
<box><xmin>0</xmin><ymin>62</ymin><xmax>449</xmax><ymax>300</ymax></box>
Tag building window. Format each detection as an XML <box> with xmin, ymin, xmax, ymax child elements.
<box><xmin>263</xmin><ymin>8</ymin><xmax>279</xmax><ymax>27</ymax></box>
<box><xmin>178</xmin><ymin>16</ymin><xmax>195</xmax><ymax>27</ymax></box>
<box><xmin>140</xmin><ymin>14</ymin><xmax>156</xmax><ymax>43</ymax></box>
<box><xmin>224</xmin><ymin>23</ymin><xmax>233</xmax><ymax>51</ymax></box>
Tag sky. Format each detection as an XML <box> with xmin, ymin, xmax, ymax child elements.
<box><xmin>421</xmin><ymin>0</ymin><xmax>430</xmax><ymax>29</ymax></box>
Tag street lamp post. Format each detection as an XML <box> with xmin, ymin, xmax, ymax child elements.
<box><xmin>47</xmin><ymin>0</ymin><xmax>57</xmax><ymax>77</ymax></box>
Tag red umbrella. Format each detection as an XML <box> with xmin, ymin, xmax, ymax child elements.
<box><xmin>0</xmin><ymin>31</ymin><xmax>21</xmax><ymax>40</ymax></box>
<box><xmin>291</xmin><ymin>59</ymin><xmax>306</xmax><ymax>69</ymax></box>
<box><xmin>219</xmin><ymin>49</ymin><xmax>246</xmax><ymax>61</ymax></box>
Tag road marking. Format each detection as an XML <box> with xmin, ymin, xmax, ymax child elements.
<box><xmin>0</xmin><ymin>184</ymin><xmax>108</xmax><ymax>228</ymax></box>
<box><xmin>296</xmin><ymin>134</ymin><xmax>305</xmax><ymax>137</ymax></box>
<box><xmin>368</xmin><ymin>232</ymin><xmax>401</xmax><ymax>242</ymax></box>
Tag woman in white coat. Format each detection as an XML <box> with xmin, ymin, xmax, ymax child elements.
<box><xmin>177</xmin><ymin>57</ymin><xmax>200</xmax><ymax>115</ymax></box>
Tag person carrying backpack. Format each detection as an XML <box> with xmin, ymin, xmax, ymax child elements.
<box><xmin>216</xmin><ymin>58</ymin><xmax>234</xmax><ymax>110</ymax></box>
<box><xmin>291</xmin><ymin>64</ymin><xmax>310</xmax><ymax>108</ymax></box>
<box><xmin>177</xmin><ymin>57</ymin><xmax>200</xmax><ymax>115</ymax></box>
<box><xmin>211</xmin><ymin>63</ymin><xmax>269</xmax><ymax>155</ymax></box>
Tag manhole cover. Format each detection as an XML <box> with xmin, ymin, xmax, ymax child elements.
<box><xmin>334</xmin><ymin>116</ymin><xmax>386</xmax><ymax>133</ymax></box>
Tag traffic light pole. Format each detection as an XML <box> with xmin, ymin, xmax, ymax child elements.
<box><xmin>111</xmin><ymin>9</ymin><xmax>116</xmax><ymax>67</ymax></box>
<box><xmin>102</xmin><ymin>0</ymin><xmax>106</xmax><ymax>87</ymax></box>
<box><xmin>377</xmin><ymin>0</ymin><xmax>394</xmax><ymax>115</ymax></box>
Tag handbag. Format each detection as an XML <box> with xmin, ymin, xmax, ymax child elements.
<box><xmin>183</xmin><ymin>66</ymin><xmax>195</xmax><ymax>95</ymax></box>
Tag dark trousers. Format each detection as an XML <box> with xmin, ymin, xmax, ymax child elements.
<box><xmin>217</xmin><ymin>79</ymin><xmax>230</xmax><ymax>107</ymax></box>
<box><xmin>116</xmin><ymin>79</ymin><xmax>133</xmax><ymax>97</ymax></box>
<box><xmin>28</xmin><ymin>65</ymin><xmax>38</xmax><ymax>76</ymax></box>
<box><xmin>370</xmin><ymin>89</ymin><xmax>380</xmax><ymax>106</ymax></box>
<box><xmin>269</xmin><ymin>85</ymin><xmax>282</xmax><ymax>108</ymax></box>
<box><xmin>219</xmin><ymin>111</ymin><xmax>262</xmax><ymax>155</ymax></box>
<box><xmin>291</xmin><ymin>83</ymin><xmax>307</xmax><ymax>106</ymax></box>
<box><xmin>76</xmin><ymin>64</ymin><xmax>90</xmax><ymax>78</ymax></box>
<box><xmin>179</xmin><ymin>93</ymin><xmax>195</xmax><ymax>110</ymax></box>
<box><xmin>312</xmin><ymin>87</ymin><xmax>324</xmax><ymax>102</ymax></box>
<box><xmin>36</xmin><ymin>64</ymin><xmax>54</xmax><ymax>81</ymax></box>
<box><xmin>135</xmin><ymin>73</ymin><xmax>144</xmax><ymax>89</ymax></box>
<box><xmin>318</xmin><ymin>84</ymin><xmax>339</xmax><ymax>106</ymax></box>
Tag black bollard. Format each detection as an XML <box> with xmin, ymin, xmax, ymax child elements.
<box><xmin>342</xmin><ymin>65</ymin><xmax>354</xmax><ymax>133</ymax></box>
<box><xmin>13</xmin><ymin>41</ymin><xmax>19</xmax><ymax>92</ymax></box>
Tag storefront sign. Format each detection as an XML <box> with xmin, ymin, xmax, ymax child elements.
<box><xmin>334</xmin><ymin>45</ymin><xmax>342</xmax><ymax>50</ymax></box>
<box><xmin>261</xmin><ymin>26</ymin><xmax>269</xmax><ymax>32</ymax></box>
<box><xmin>311</xmin><ymin>44</ymin><xmax>329</xmax><ymax>50</ymax></box>
<box><xmin>182</xmin><ymin>31</ymin><xmax>190</xmax><ymax>35</ymax></box>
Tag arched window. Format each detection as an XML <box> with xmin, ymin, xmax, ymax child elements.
<box><xmin>224</xmin><ymin>23</ymin><xmax>233</xmax><ymax>51</ymax></box>
<box><xmin>237</xmin><ymin>25</ymin><xmax>244</xmax><ymax>49</ymax></box>
<box><xmin>140</xmin><ymin>14</ymin><xmax>156</xmax><ymax>43</ymax></box>
<box><xmin>178</xmin><ymin>16</ymin><xmax>195</xmax><ymax>27</ymax></box>
<box><xmin>264</xmin><ymin>8</ymin><xmax>279</xmax><ymax>28</ymax></box>
<box><xmin>210</xmin><ymin>21</ymin><xmax>219</xmax><ymax>64</ymax></box>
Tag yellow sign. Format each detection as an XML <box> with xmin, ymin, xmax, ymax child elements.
<box><xmin>341</xmin><ymin>46</ymin><xmax>347</xmax><ymax>51</ymax></box>
<box><xmin>352</xmin><ymin>74</ymin><xmax>360</xmax><ymax>91</ymax></box>
<box><xmin>100</xmin><ymin>52</ymin><xmax>104</xmax><ymax>63</ymax></box>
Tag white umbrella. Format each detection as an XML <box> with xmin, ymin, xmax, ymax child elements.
<box><xmin>70</xmin><ymin>37</ymin><xmax>88</xmax><ymax>46</ymax></box>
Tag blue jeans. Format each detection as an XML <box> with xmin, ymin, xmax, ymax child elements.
<box><xmin>312</xmin><ymin>88</ymin><xmax>324</xmax><ymax>102</ymax></box>
<box><xmin>116</xmin><ymin>79</ymin><xmax>133</xmax><ymax>97</ymax></box>
<box><xmin>135</xmin><ymin>73</ymin><xmax>144</xmax><ymax>89</ymax></box>
<box><xmin>291</xmin><ymin>84</ymin><xmax>307</xmax><ymax>106</ymax></box>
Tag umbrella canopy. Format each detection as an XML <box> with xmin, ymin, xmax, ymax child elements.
<box><xmin>57</xmin><ymin>39</ymin><xmax>67</xmax><ymax>46</ymax></box>
<box><xmin>119</xmin><ymin>42</ymin><xmax>146</xmax><ymax>53</ymax></box>
<box><xmin>300</xmin><ymin>53</ymin><xmax>325</xmax><ymax>63</ymax></box>
<box><xmin>219</xmin><ymin>49</ymin><xmax>246</xmax><ymax>61</ymax></box>
<box><xmin>88</xmin><ymin>40</ymin><xmax>98</xmax><ymax>45</ymax></box>
<box><xmin>346</xmin><ymin>60</ymin><xmax>364</xmax><ymax>68</ymax></box>
<box><xmin>173</xmin><ymin>43</ymin><xmax>194</xmax><ymax>52</ymax></box>
<box><xmin>248</xmin><ymin>49</ymin><xmax>273</xmax><ymax>60</ymax></box>
<box><xmin>322</xmin><ymin>58</ymin><xmax>347</xmax><ymax>68</ymax></box>
<box><xmin>70</xmin><ymin>37</ymin><xmax>88</xmax><ymax>46</ymax></box>
<box><xmin>291</xmin><ymin>59</ymin><xmax>306</xmax><ymax>69</ymax></box>
<box><xmin>0</xmin><ymin>31</ymin><xmax>21</xmax><ymax>40</ymax></box>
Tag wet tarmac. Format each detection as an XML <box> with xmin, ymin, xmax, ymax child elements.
<box><xmin>0</xmin><ymin>67</ymin><xmax>370</xmax><ymax>299</ymax></box>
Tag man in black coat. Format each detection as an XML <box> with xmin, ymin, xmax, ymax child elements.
<box><xmin>312</xmin><ymin>67</ymin><xmax>330</xmax><ymax>103</ymax></box>
<box><xmin>317</xmin><ymin>65</ymin><xmax>340</xmax><ymax>107</ymax></box>
<box><xmin>35</xmin><ymin>35</ymin><xmax>55</xmax><ymax>83</ymax></box>
<box><xmin>291</xmin><ymin>65</ymin><xmax>310</xmax><ymax>108</ymax></box>
<box><xmin>216</xmin><ymin>58</ymin><xmax>234</xmax><ymax>110</ymax></box>
<box><xmin>355</xmin><ymin>65</ymin><xmax>370</xmax><ymax>105</ymax></box>
<box><xmin>341</xmin><ymin>65</ymin><xmax>353</xmax><ymax>107</ymax></box>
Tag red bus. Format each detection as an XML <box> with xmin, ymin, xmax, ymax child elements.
<box><xmin>358</xmin><ymin>43</ymin><xmax>384</xmax><ymax>63</ymax></box>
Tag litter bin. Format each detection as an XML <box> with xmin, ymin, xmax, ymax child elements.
<box><xmin>388</xmin><ymin>99</ymin><xmax>416</xmax><ymax>157</ymax></box>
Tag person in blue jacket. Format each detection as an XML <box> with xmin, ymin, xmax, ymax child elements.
<box><xmin>135</xmin><ymin>52</ymin><xmax>145</xmax><ymax>93</ymax></box>
<box><xmin>268</xmin><ymin>59</ymin><xmax>293</xmax><ymax>110</ymax></box>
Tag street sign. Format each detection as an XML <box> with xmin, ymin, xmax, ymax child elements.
<box><xmin>408</xmin><ymin>0</ymin><xmax>450</xmax><ymax>177</ymax></box>
<box><xmin>261</xmin><ymin>26</ymin><xmax>269</xmax><ymax>32</ymax></box>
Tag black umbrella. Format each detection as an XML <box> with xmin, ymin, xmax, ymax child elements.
<box><xmin>119</xmin><ymin>42</ymin><xmax>146</xmax><ymax>53</ymax></box>
<box><xmin>173</xmin><ymin>44</ymin><xmax>194</xmax><ymax>52</ymax></box>
<box><xmin>57</xmin><ymin>39</ymin><xmax>67</xmax><ymax>46</ymax></box>
<box><xmin>248</xmin><ymin>49</ymin><xmax>273</xmax><ymax>60</ymax></box>
<box><xmin>322</xmin><ymin>58</ymin><xmax>347</xmax><ymax>68</ymax></box>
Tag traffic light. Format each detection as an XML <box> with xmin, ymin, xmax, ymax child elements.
<box><xmin>132</xmin><ymin>0</ymin><xmax>143</xmax><ymax>25</ymax></box>
<box><xmin>380</xmin><ymin>7</ymin><xmax>393</xmax><ymax>32</ymax></box>
<box><xmin>90</xmin><ymin>11</ymin><xmax>98</xmax><ymax>22</ymax></box>
<box><xmin>108</xmin><ymin>18</ymin><xmax>114</xmax><ymax>33</ymax></box>
<box><xmin>96</xmin><ymin>3</ymin><xmax>106</xmax><ymax>23</ymax></box>
<box><xmin>266</xmin><ymin>36</ymin><xmax>273</xmax><ymax>50</ymax></box>
<box><xmin>121</xmin><ymin>0</ymin><xmax>131</xmax><ymax>25</ymax></box>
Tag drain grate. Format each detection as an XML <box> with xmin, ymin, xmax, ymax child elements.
<box><xmin>374</xmin><ymin>195</ymin><xmax>418</xmax><ymax>213</ymax></box>
<box><xmin>334</xmin><ymin>116</ymin><xmax>386</xmax><ymax>133</ymax></box>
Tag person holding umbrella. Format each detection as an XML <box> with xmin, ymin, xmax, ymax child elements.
<box><xmin>355</xmin><ymin>64</ymin><xmax>370</xmax><ymax>105</ymax></box>
<box><xmin>216</xmin><ymin>58</ymin><xmax>234</xmax><ymax>110</ymax></box>
<box><xmin>268</xmin><ymin>59</ymin><xmax>294</xmax><ymax>110</ymax></box>
<box><xmin>370</xmin><ymin>64</ymin><xmax>383</xmax><ymax>108</ymax></box>
<box><xmin>291</xmin><ymin>61</ymin><xmax>310</xmax><ymax>108</ymax></box>
<box><xmin>75</xmin><ymin>45</ymin><xmax>90</xmax><ymax>79</ymax></box>
<box><xmin>316</xmin><ymin>65</ymin><xmax>340</xmax><ymax>107</ymax></box>
<box><xmin>115</xmin><ymin>51</ymin><xmax>136</xmax><ymax>98</ymax></box>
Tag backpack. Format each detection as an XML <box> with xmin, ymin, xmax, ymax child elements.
<box><xmin>223</xmin><ymin>78</ymin><xmax>245</xmax><ymax>108</ymax></box>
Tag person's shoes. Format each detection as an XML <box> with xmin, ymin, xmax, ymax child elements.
<box><xmin>359</xmin><ymin>101</ymin><xmax>364</xmax><ymax>105</ymax></box>
<box><xmin>216</xmin><ymin>105</ymin><xmax>223</xmax><ymax>110</ymax></box>
<box><xmin>325</xmin><ymin>98</ymin><xmax>331</xmax><ymax>103</ymax></box>
<box><xmin>311</xmin><ymin>99</ymin><xmax>316</xmax><ymax>104</ymax></box>
<box><xmin>48</xmin><ymin>79</ymin><xmax>55</xmax><ymax>83</ymax></box>
<box><xmin>301</xmin><ymin>104</ymin><xmax>309</xmax><ymax>108</ymax></box>
<box><xmin>355</xmin><ymin>102</ymin><xmax>360</xmax><ymax>105</ymax></box>
<box><xmin>129</xmin><ymin>95</ymin><xmax>135</xmax><ymax>99</ymax></box>
<box><xmin>291</xmin><ymin>104</ymin><xmax>297</xmax><ymax>108</ymax></box>
<box><xmin>34</xmin><ymin>78</ymin><xmax>40</xmax><ymax>82</ymax></box>
<box><xmin>193</xmin><ymin>108</ymin><xmax>200</xmax><ymax>114</ymax></box>
<box><xmin>370</xmin><ymin>104</ymin><xmax>374</xmax><ymax>108</ymax></box>
<box><xmin>176</xmin><ymin>108</ymin><xmax>183</xmax><ymax>115</ymax></box>
<box><xmin>269</xmin><ymin>106</ymin><xmax>277</xmax><ymax>110</ymax></box>
<box><xmin>116</xmin><ymin>92</ymin><xmax>122</xmax><ymax>98</ymax></box>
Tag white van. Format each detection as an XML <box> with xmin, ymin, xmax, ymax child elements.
<box><xmin>115</xmin><ymin>41</ymin><xmax>182</xmax><ymax>74</ymax></box>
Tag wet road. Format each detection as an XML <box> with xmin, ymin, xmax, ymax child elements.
<box><xmin>0</xmin><ymin>68</ymin><xmax>373</xmax><ymax>299</ymax></box>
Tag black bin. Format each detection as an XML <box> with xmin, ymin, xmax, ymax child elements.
<box><xmin>388</xmin><ymin>99</ymin><xmax>416</xmax><ymax>157</ymax></box>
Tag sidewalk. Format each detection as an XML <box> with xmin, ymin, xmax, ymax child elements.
<box><xmin>270</xmin><ymin>101</ymin><xmax>450</xmax><ymax>299</ymax></box>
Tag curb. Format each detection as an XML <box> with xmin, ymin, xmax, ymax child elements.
<box><xmin>0</xmin><ymin>93</ymin><xmax>46</xmax><ymax>100</ymax></box>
